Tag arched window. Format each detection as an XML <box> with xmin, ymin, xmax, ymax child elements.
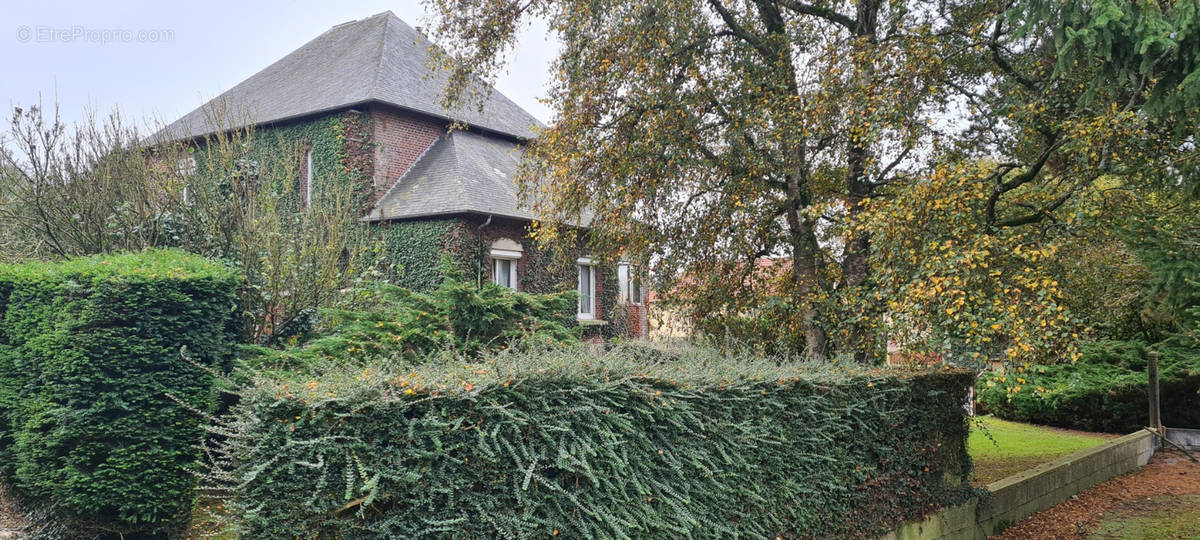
<box><xmin>489</xmin><ymin>238</ymin><xmax>522</xmax><ymax>290</ymax></box>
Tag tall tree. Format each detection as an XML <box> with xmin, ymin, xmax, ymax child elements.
<box><xmin>429</xmin><ymin>0</ymin><xmax>986</xmax><ymax>360</ymax></box>
<box><xmin>426</xmin><ymin>0</ymin><xmax>1199</xmax><ymax>362</ymax></box>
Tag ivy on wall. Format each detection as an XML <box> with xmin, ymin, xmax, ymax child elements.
<box><xmin>519</xmin><ymin>238</ymin><xmax>575</xmax><ymax>295</ymax></box>
<box><xmin>189</xmin><ymin>110</ymin><xmax>375</xmax><ymax>213</ymax></box>
<box><xmin>376</xmin><ymin>219</ymin><xmax>472</xmax><ymax>291</ymax></box>
<box><xmin>183</xmin><ymin>110</ymin><xmax>627</xmax><ymax>336</ymax></box>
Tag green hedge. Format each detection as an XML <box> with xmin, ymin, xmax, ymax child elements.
<box><xmin>251</xmin><ymin>273</ymin><xmax>579</xmax><ymax>367</ymax></box>
<box><xmin>207</xmin><ymin>346</ymin><xmax>975</xmax><ymax>538</ymax></box>
<box><xmin>977</xmin><ymin>340</ymin><xmax>1200</xmax><ymax>433</ymax></box>
<box><xmin>0</xmin><ymin>249</ymin><xmax>240</xmax><ymax>535</ymax></box>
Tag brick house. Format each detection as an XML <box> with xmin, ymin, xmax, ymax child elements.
<box><xmin>155</xmin><ymin>11</ymin><xmax>649</xmax><ymax>337</ymax></box>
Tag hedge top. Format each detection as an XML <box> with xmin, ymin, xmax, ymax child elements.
<box><xmin>0</xmin><ymin>248</ymin><xmax>239</xmax><ymax>283</ymax></box>
<box><xmin>251</xmin><ymin>341</ymin><xmax>972</xmax><ymax>405</ymax></box>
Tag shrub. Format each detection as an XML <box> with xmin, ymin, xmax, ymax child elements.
<box><xmin>247</xmin><ymin>271</ymin><xmax>578</xmax><ymax>369</ymax></box>
<box><xmin>0</xmin><ymin>249</ymin><xmax>240</xmax><ymax>536</ymax></box>
<box><xmin>976</xmin><ymin>340</ymin><xmax>1200</xmax><ymax>433</ymax></box>
<box><xmin>204</xmin><ymin>345</ymin><xmax>975</xmax><ymax>538</ymax></box>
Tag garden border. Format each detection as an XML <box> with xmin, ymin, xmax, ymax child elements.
<box><xmin>882</xmin><ymin>428</ymin><xmax>1160</xmax><ymax>539</ymax></box>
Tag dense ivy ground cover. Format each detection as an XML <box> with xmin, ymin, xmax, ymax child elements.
<box><xmin>0</xmin><ymin>250</ymin><xmax>240</xmax><ymax>536</ymax></box>
<box><xmin>204</xmin><ymin>344</ymin><xmax>976</xmax><ymax>538</ymax></box>
<box><xmin>977</xmin><ymin>340</ymin><xmax>1200</xmax><ymax>433</ymax></box>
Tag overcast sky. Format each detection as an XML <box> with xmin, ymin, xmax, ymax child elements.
<box><xmin>1</xmin><ymin>0</ymin><xmax>557</xmax><ymax>134</ymax></box>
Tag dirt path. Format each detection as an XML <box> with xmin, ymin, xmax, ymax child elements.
<box><xmin>0</xmin><ymin>477</ymin><xmax>24</xmax><ymax>538</ymax></box>
<box><xmin>995</xmin><ymin>450</ymin><xmax>1200</xmax><ymax>539</ymax></box>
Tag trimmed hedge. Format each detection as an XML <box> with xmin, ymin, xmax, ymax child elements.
<box><xmin>0</xmin><ymin>249</ymin><xmax>240</xmax><ymax>535</ymax></box>
<box><xmin>207</xmin><ymin>345</ymin><xmax>975</xmax><ymax>538</ymax></box>
<box><xmin>977</xmin><ymin>340</ymin><xmax>1200</xmax><ymax>433</ymax></box>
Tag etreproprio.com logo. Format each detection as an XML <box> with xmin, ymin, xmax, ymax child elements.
<box><xmin>15</xmin><ymin>25</ymin><xmax>174</xmax><ymax>44</ymax></box>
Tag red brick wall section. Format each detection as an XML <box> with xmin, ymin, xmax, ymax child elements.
<box><xmin>623</xmin><ymin>304</ymin><xmax>650</xmax><ymax>338</ymax></box>
<box><xmin>370</xmin><ymin>105</ymin><xmax>445</xmax><ymax>202</ymax></box>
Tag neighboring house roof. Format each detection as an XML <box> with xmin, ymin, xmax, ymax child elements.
<box><xmin>153</xmin><ymin>11</ymin><xmax>542</xmax><ymax>142</ymax></box>
<box><xmin>367</xmin><ymin>129</ymin><xmax>532</xmax><ymax>221</ymax></box>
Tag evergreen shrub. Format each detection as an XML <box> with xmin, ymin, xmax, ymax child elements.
<box><xmin>207</xmin><ymin>345</ymin><xmax>975</xmax><ymax>538</ymax></box>
<box><xmin>0</xmin><ymin>249</ymin><xmax>240</xmax><ymax>536</ymax></box>
<box><xmin>247</xmin><ymin>271</ymin><xmax>578</xmax><ymax>368</ymax></box>
<box><xmin>976</xmin><ymin>339</ymin><xmax>1200</xmax><ymax>432</ymax></box>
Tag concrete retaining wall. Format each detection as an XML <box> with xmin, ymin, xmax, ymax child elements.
<box><xmin>881</xmin><ymin>429</ymin><xmax>1158</xmax><ymax>540</ymax></box>
<box><xmin>1166</xmin><ymin>427</ymin><xmax>1200</xmax><ymax>450</ymax></box>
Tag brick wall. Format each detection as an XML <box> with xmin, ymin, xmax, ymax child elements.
<box><xmin>369</xmin><ymin>105</ymin><xmax>445</xmax><ymax>202</ymax></box>
<box><xmin>623</xmin><ymin>304</ymin><xmax>650</xmax><ymax>338</ymax></box>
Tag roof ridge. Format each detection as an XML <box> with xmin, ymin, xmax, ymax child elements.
<box><xmin>331</xmin><ymin>11</ymin><xmax>387</xmax><ymax>30</ymax></box>
<box><xmin>367</xmin><ymin>13</ymin><xmax>392</xmax><ymax>101</ymax></box>
<box><xmin>445</xmin><ymin>130</ymin><xmax>469</xmax><ymax>202</ymax></box>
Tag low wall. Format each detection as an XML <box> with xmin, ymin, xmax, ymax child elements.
<box><xmin>882</xmin><ymin>429</ymin><xmax>1158</xmax><ymax>540</ymax></box>
<box><xmin>1166</xmin><ymin>427</ymin><xmax>1200</xmax><ymax>450</ymax></box>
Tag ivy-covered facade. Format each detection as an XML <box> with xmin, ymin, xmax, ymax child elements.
<box><xmin>155</xmin><ymin>11</ymin><xmax>649</xmax><ymax>338</ymax></box>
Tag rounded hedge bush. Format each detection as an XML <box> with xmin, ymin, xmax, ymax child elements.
<box><xmin>0</xmin><ymin>249</ymin><xmax>240</xmax><ymax>536</ymax></box>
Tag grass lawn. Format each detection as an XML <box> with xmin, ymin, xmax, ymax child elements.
<box><xmin>969</xmin><ymin>415</ymin><xmax>1119</xmax><ymax>485</ymax></box>
<box><xmin>1088</xmin><ymin>494</ymin><xmax>1200</xmax><ymax>539</ymax></box>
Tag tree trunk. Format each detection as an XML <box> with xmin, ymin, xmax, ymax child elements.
<box><xmin>794</xmin><ymin>220</ymin><xmax>828</xmax><ymax>360</ymax></box>
<box><xmin>837</xmin><ymin>0</ymin><xmax>882</xmax><ymax>363</ymax></box>
<box><xmin>784</xmin><ymin>169</ymin><xmax>828</xmax><ymax>360</ymax></box>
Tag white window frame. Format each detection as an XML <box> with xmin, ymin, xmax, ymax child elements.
<box><xmin>304</xmin><ymin>148</ymin><xmax>314</xmax><ymax>207</ymax></box>
<box><xmin>490</xmin><ymin>239</ymin><xmax>523</xmax><ymax>290</ymax></box>
<box><xmin>577</xmin><ymin>257</ymin><xmax>596</xmax><ymax>319</ymax></box>
<box><xmin>617</xmin><ymin>263</ymin><xmax>630</xmax><ymax>304</ymax></box>
<box><xmin>492</xmin><ymin>257</ymin><xmax>518</xmax><ymax>290</ymax></box>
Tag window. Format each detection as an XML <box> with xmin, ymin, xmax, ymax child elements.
<box><xmin>490</xmin><ymin>238</ymin><xmax>522</xmax><ymax>290</ymax></box>
<box><xmin>493</xmin><ymin>258</ymin><xmax>516</xmax><ymax>289</ymax></box>
<box><xmin>630</xmin><ymin>275</ymin><xmax>644</xmax><ymax>305</ymax></box>
<box><xmin>176</xmin><ymin>156</ymin><xmax>196</xmax><ymax>205</ymax></box>
<box><xmin>618</xmin><ymin>262</ymin><xmax>645</xmax><ymax>305</ymax></box>
<box><xmin>304</xmin><ymin>148</ymin><xmax>313</xmax><ymax>207</ymax></box>
<box><xmin>617</xmin><ymin>263</ymin><xmax>629</xmax><ymax>303</ymax></box>
<box><xmin>577</xmin><ymin>258</ymin><xmax>595</xmax><ymax>318</ymax></box>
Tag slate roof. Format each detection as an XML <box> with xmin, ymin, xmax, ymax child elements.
<box><xmin>366</xmin><ymin>129</ymin><xmax>531</xmax><ymax>221</ymax></box>
<box><xmin>153</xmin><ymin>11</ymin><xmax>542</xmax><ymax>142</ymax></box>
<box><xmin>365</xmin><ymin>130</ymin><xmax>592</xmax><ymax>225</ymax></box>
